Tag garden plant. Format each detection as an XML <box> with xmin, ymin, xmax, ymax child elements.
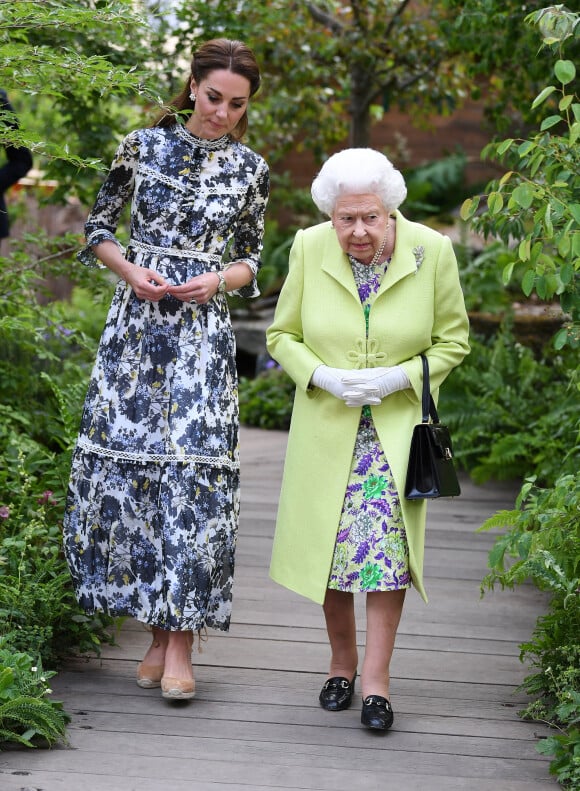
<box><xmin>458</xmin><ymin>7</ymin><xmax>579</xmax><ymax>786</ymax></box>
<box><xmin>0</xmin><ymin>239</ymin><xmax>117</xmax><ymax>747</ymax></box>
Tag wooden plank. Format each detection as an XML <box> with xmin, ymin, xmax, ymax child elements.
<box><xmin>92</xmin><ymin>639</ymin><xmax>533</xmax><ymax>687</ymax></box>
<box><xmin>38</xmin><ymin>690</ymin><xmax>551</xmax><ymax>746</ymax></box>
<box><xmin>52</xmin><ymin>660</ymin><xmax>537</xmax><ymax>706</ymax></box>
<box><xmin>0</xmin><ymin>772</ymin><xmax>558</xmax><ymax>791</ymax></box>
<box><xmin>1</xmin><ymin>727</ymin><xmax>553</xmax><ymax>778</ymax></box>
<box><xmin>48</xmin><ymin>674</ymin><xmax>535</xmax><ymax>723</ymax></box>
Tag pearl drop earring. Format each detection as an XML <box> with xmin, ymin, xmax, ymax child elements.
<box><xmin>189</xmin><ymin>92</ymin><xmax>196</xmax><ymax>102</ymax></box>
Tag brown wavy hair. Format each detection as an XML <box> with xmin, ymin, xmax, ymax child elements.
<box><xmin>154</xmin><ymin>38</ymin><xmax>261</xmax><ymax>140</ymax></box>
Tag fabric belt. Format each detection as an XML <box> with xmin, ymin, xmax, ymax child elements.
<box><xmin>128</xmin><ymin>239</ymin><xmax>222</xmax><ymax>263</ymax></box>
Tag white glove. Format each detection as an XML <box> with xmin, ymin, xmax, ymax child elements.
<box><xmin>310</xmin><ymin>365</ymin><xmax>380</xmax><ymax>406</ymax></box>
<box><xmin>343</xmin><ymin>365</ymin><xmax>410</xmax><ymax>401</ymax></box>
<box><xmin>343</xmin><ymin>388</ymin><xmax>382</xmax><ymax>407</ymax></box>
<box><xmin>310</xmin><ymin>365</ymin><xmax>376</xmax><ymax>401</ymax></box>
<box><xmin>310</xmin><ymin>365</ymin><xmax>351</xmax><ymax>400</ymax></box>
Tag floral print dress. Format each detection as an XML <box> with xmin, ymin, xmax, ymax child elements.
<box><xmin>328</xmin><ymin>257</ymin><xmax>411</xmax><ymax>593</ymax></box>
<box><xmin>63</xmin><ymin>124</ymin><xmax>269</xmax><ymax>632</ymax></box>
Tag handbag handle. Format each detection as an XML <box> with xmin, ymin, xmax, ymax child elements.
<box><xmin>420</xmin><ymin>353</ymin><xmax>440</xmax><ymax>424</ymax></box>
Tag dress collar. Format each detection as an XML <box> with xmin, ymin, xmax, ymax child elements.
<box><xmin>174</xmin><ymin>123</ymin><xmax>230</xmax><ymax>150</ymax></box>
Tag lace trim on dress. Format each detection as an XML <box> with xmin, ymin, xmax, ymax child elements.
<box><xmin>140</xmin><ymin>164</ymin><xmax>190</xmax><ymax>193</ymax></box>
<box><xmin>77</xmin><ymin>231</ymin><xmax>124</xmax><ymax>268</ymax></box>
<box><xmin>127</xmin><ymin>239</ymin><xmax>222</xmax><ymax>262</ymax></box>
<box><xmin>174</xmin><ymin>124</ymin><xmax>230</xmax><ymax>150</ymax></box>
<box><xmin>76</xmin><ymin>437</ymin><xmax>239</xmax><ymax>470</ymax></box>
<box><xmin>138</xmin><ymin>164</ymin><xmax>243</xmax><ymax>198</ymax></box>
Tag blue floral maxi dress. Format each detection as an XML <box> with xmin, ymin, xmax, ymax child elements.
<box><xmin>63</xmin><ymin>124</ymin><xmax>269</xmax><ymax>632</ymax></box>
<box><xmin>327</xmin><ymin>257</ymin><xmax>412</xmax><ymax>593</ymax></box>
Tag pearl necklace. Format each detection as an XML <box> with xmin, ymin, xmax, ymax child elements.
<box><xmin>370</xmin><ymin>223</ymin><xmax>390</xmax><ymax>266</ymax></box>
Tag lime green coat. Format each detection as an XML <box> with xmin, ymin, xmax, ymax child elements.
<box><xmin>266</xmin><ymin>212</ymin><xmax>470</xmax><ymax>605</ymax></box>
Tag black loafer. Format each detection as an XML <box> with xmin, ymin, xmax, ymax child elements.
<box><xmin>319</xmin><ymin>673</ymin><xmax>357</xmax><ymax>711</ymax></box>
<box><xmin>361</xmin><ymin>695</ymin><xmax>394</xmax><ymax>730</ymax></box>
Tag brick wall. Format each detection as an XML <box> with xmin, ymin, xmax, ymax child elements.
<box><xmin>274</xmin><ymin>98</ymin><xmax>502</xmax><ymax>189</ymax></box>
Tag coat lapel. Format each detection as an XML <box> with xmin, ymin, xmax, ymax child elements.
<box><xmin>378</xmin><ymin>211</ymin><xmax>420</xmax><ymax>296</ymax></box>
<box><xmin>319</xmin><ymin>224</ymin><xmax>360</xmax><ymax>303</ymax></box>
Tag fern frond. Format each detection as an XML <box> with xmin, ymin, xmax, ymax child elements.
<box><xmin>39</xmin><ymin>372</ymin><xmax>79</xmax><ymax>449</ymax></box>
<box><xmin>0</xmin><ymin>696</ymin><xmax>67</xmax><ymax>747</ymax></box>
<box><xmin>479</xmin><ymin>509</ymin><xmax>520</xmax><ymax>532</ymax></box>
<box><xmin>0</xmin><ymin>726</ymin><xmax>36</xmax><ymax>748</ymax></box>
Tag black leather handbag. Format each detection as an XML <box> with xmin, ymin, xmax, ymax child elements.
<box><xmin>404</xmin><ymin>354</ymin><xmax>461</xmax><ymax>499</ymax></box>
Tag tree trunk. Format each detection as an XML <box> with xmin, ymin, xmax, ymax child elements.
<box><xmin>349</xmin><ymin>62</ymin><xmax>371</xmax><ymax>147</ymax></box>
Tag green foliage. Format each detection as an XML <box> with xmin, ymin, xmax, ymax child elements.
<box><xmin>523</xmin><ymin>622</ymin><xmax>580</xmax><ymax>788</ymax></box>
<box><xmin>455</xmin><ymin>240</ymin><xmax>527</xmax><ymax>313</ymax></box>
<box><xmin>443</xmin><ymin>1</ymin><xmax>579</xmax><ymax>134</ymax></box>
<box><xmin>239</xmin><ymin>366</ymin><xmax>295</xmax><ymax>431</ymax></box>
<box><xmin>0</xmin><ymin>239</ymin><xmax>117</xmax><ymax>744</ymax></box>
<box><xmin>0</xmin><ymin>647</ymin><xmax>69</xmax><ymax>748</ymax></box>
<box><xmin>537</xmin><ymin>713</ymin><xmax>580</xmax><ymax>789</ymax></box>
<box><xmin>454</xmin><ymin>13</ymin><xmax>580</xmax><ymax>784</ymax></box>
<box><xmin>461</xmin><ymin>6</ymin><xmax>580</xmax><ymax>349</ymax></box>
<box><xmin>479</xmin><ymin>473</ymin><xmax>580</xmax><ymax>590</ymax></box>
<box><xmin>4</xmin><ymin>1</ymin><xmax>577</xmax><ymax>204</ymax></box>
<box><xmin>438</xmin><ymin>324</ymin><xmax>579</xmax><ymax>485</ymax></box>
<box><xmin>478</xmin><ymin>473</ymin><xmax>580</xmax><ymax>788</ymax></box>
<box><xmin>256</xmin><ymin>229</ymin><xmax>294</xmax><ymax>300</ymax></box>
<box><xmin>0</xmin><ymin>238</ymin><xmax>111</xmax><ymax>452</ymax></box>
<box><xmin>403</xmin><ymin>149</ymin><xmax>474</xmax><ymax>221</ymax></box>
<box><xmin>0</xmin><ymin>445</ymin><xmax>117</xmax><ymax>666</ymax></box>
<box><xmin>0</xmin><ymin>1</ymin><xmax>165</xmax><ymax>202</ymax></box>
<box><xmin>166</xmin><ymin>0</ymin><xmax>472</xmax><ymax>156</ymax></box>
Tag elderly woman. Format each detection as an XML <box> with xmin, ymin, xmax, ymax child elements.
<box><xmin>266</xmin><ymin>148</ymin><xmax>469</xmax><ymax>731</ymax></box>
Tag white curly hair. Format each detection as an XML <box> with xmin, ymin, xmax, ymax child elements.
<box><xmin>311</xmin><ymin>148</ymin><xmax>407</xmax><ymax>217</ymax></box>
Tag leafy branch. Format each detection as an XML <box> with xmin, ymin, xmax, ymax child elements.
<box><xmin>461</xmin><ymin>7</ymin><xmax>579</xmax><ymax>349</ymax></box>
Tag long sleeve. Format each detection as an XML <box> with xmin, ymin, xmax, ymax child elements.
<box><xmin>77</xmin><ymin>131</ymin><xmax>140</xmax><ymax>267</ymax></box>
<box><xmin>227</xmin><ymin>156</ymin><xmax>269</xmax><ymax>298</ymax></box>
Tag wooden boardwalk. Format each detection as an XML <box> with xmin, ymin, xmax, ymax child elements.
<box><xmin>1</xmin><ymin>427</ymin><xmax>557</xmax><ymax>790</ymax></box>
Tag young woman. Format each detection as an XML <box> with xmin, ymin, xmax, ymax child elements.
<box><xmin>63</xmin><ymin>39</ymin><xmax>269</xmax><ymax>701</ymax></box>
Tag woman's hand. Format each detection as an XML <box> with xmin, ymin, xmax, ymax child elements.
<box><xmin>311</xmin><ymin>365</ymin><xmax>381</xmax><ymax>406</ymax></box>
<box><xmin>343</xmin><ymin>366</ymin><xmax>410</xmax><ymax>403</ymax></box>
<box><xmin>92</xmin><ymin>240</ymin><xmax>170</xmax><ymax>302</ymax></box>
<box><xmin>125</xmin><ymin>265</ymin><xmax>170</xmax><ymax>302</ymax></box>
<box><xmin>169</xmin><ymin>273</ymin><xmax>220</xmax><ymax>305</ymax></box>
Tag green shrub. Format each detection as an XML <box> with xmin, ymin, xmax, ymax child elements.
<box><xmin>0</xmin><ymin>646</ymin><xmax>69</xmax><ymax>748</ymax></box>
<box><xmin>478</xmin><ymin>472</ymin><xmax>580</xmax><ymax>789</ymax></box>
<box><xmin>439</xmin><ymin>323</ymin><xmax>579</xmax><ymax>485</ymax></box>
<box><xmin>0</xmin><ymin>238</ymin><xmax>117</xmax><ymax>751</ymax></box>
<box><xmin>403</xmin><ymin>149</ymin><xmax>475</xmax><ymax>222</ymax></box>
<box><xmin>456</xmin><ymin>239</ymin><xmax>529</xmax><ymax>314</ymax></box>
<box><xmin>0</xmin><ymin>444</ymin><xmax>117</xmax><ymax>667</ymax></box>
<box><xmin>460</xmin><ymin>10</ymin><xmax>579</xmax><ymax>352</ymax></box>
<box><xmin>239</xmin><ymin>365</ymin><xmax>295</xmax><ymax>430</ymax></box>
